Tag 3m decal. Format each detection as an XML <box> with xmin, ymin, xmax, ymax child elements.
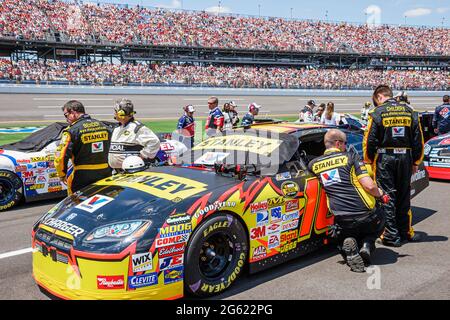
<box><xmin>131</xmin><ymin>252</ymin><xmax>153</xmax><ymax>273</ymax></box>
<box><xmin>75</xmin><ymin>195</ymin><xmax>114</xmax><ymax>213</ymax></box>
<box><xmin>99</xmin><ymin>172</ymin><xmax>208</xmax><ymax>202</ymax></box>
<box><xmin>250</xmin><ymin>226</ymin><xmax>266</xmax><ymax>240</ymax></box>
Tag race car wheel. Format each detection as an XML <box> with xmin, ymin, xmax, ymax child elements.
<box><xmin>0</xmin><ymin>170</ymin><xmax>23</xmax><ymax>212</ymax></box>
<box><xmin>184</xmin><ymin>213</ymin><xmax>248</xmax><ymax>297</ymax></box>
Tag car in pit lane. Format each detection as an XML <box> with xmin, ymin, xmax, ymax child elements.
<box><xmin>0</xmin><ymin>123</ymin><xmax>187</xmax><ymax>212</ymax></box>
<box><xmin>423</xmin><ymin>133</ymin><xmax>450</xmax><ymax>180</ymax></box>
<box><xmin>31</xmin><ymin>122</ymin><xmax>429</xmax><ymax>300</ymax></box>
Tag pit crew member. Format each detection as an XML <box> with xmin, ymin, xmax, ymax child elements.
<box><xmin>205</xmin><ymin>96</ymin><xmax>224</xmax><ymax>137</ymax></box>
<box><xmin>108</xmin><ymin>99</ymin><xmax>160</xmax><ymax>171</ymax></box>
<box><xmin>55</xmin><ymin>100</ymin><xmax>112</xmax><ymax>195</ymax></box>
<box><xmin>177</xmin><ymin>105</ymin><xmax>196</xmax><ymax>147</ymax></box>
<box><xmin>242</xmin><ymin>103</ymin><xmax>261</xmax><ymax>127</ymax></box>
<box><xmin>433</xmin><ymin>95</ymin><xmax>450</xmax><ymax>135</ymax></box>
<box><xmin>363</xmin><ymin>85</ymin><xmax>424</xmax><ymax>247</ymax></box>
<box><xmin>309</xmin><ymin>129</ymin><xmax>387</xmax><ymax>272</ymax></box>
<box><xmin>299</xmin><ymin>100</ymin><xmax>316</xmax><ymax>122</ymax></box>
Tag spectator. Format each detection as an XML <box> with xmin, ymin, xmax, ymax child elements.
<box><xmin>321</xmin><ymin>102</ymin><xmax>341</xmax><ymax>126</ymax></box>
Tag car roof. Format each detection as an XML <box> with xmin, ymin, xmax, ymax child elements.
<box><xmin>238</xmin><ymin>122</ymin><xmax>328</xmax><ymax>134</ymax></box>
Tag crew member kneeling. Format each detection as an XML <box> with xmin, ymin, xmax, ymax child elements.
<box><xmin>108</xmin><ymin>99</ymin><xmax>160</xmax><ymax>171</ymax></box>
<box><xmin>309</xmin><ymin>129</ymin><xmax>388</xmax><ymax>272</ymax></box>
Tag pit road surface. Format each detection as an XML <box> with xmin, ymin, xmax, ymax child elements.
<box><xmin>0</xmin><ymin>94</ymin><xmax>442</xmax><ymax>123</ymax></box>
<box><xmin>0</xmin><ymin>180</ymin><xmax>448</xmax><ymax>300</ymax></box>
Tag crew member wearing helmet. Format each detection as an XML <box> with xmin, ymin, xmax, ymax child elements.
<box><xmin>108</xmin><ymin>99</ymin><xmax>160</xmax><ymax>171</ymax></box>
<box><xmin>122</xmin><ymin>156</ymin><xmax>147</xmax><ymax>174</ymax></box>
<box><xmin>361</xmin><ymin>102</ymin><xmax>372</xmax><ymax>124</ymax></box>
<box><xmin>177</xmin><ymin>105</ymin><xmax>196</xmax><ymax>147</ymax></box>
<box><xmin>242</xmin><ymin>103</ymin><xmax>261</xmax><ymax>127</ymax></box>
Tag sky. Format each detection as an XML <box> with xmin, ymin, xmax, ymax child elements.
<box><xmin>89</xmin><ymin>0</ymin><xmax>449</xmax><ymax>27</ymax></box>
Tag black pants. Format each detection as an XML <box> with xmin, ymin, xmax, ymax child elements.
<box><xmin>334</xmin><ymin>207</ymin><xmax>385</xmax><ymax>248</ymax></box>
<box><xmin>375</xmin><ymin>153</ymin><xmax>412</xmax><ymax>242</ymax></box>
<box><xmin>71</xmin><ymin>168</ymin><xmax>112</xmax><ymax>194</ymax></box>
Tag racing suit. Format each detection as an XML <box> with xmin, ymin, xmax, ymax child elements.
<box><xmin>361</xmin><ymin>107</ymin><xmax>370</xmax><ymax>124</ymax></box>
<box><xmin>108</xmin><ymin>119</ymin><xmax>161</xmax><ymax>170</ymax></box>
<box><xmin>299</xmin><ymin>106</ymin><xmax>314</xmax><ymax>122</ymax></box>
<box><xmin>432</xmin><ymin>103</ymin><xmax>450</xmax><ymax>135</ymax></box>
<box><xmin>55</xmin><ymin>114</ymin><xmax>112</xmax><ymax>195</ymax></box>
<box><xmin>241</xmin><ymin>112</ymin><xmax>255</xmax><ymax>127</ymax></box>
<box><xmin>363</xmin><ymin>98</ymin><xmax>424</xmax><ymax>243</ymax></box>
<box><xmin>177</xmin><ymin>114</ymin><xmax>195</xmax><ymax>147</ymax></box>
<box><xmin>309</xmin><ymin>148</ymin><xmax>385</xmax><ymax>251</ymax></box>
<box><xmin>205</xmin><ymin>107</ymin><xmax>224</xmax><ymax>137</ymax></box>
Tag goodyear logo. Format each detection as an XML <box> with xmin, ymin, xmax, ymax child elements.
<box><xmin>192</xmin><ymin>136</ymin><xmax>282</xmax><ymax>156</ymax></box>
<box><xmin>312</xmin><ymin>156</ymin><xmax>348</xmax><ymax>173</ymax></box>
<box><xmin>81</xmin><ymin>131</ymin><xmax>108</xmax><ymax>144</ymax></box>
<box><xmin>97</xmin><ymin>172</ymin><xmax>208</xmax><ymax>201</ymax></box>
<box><xmin>382</xmin><ymin>117</ymin><xmax>411</xmax><ymax>127</ymax></box>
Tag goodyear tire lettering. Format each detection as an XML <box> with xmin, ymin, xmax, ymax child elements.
<box><xmin>184</xmin><ymin>213</ymin><xmax>248</xmax><ymax>297</ymax></box>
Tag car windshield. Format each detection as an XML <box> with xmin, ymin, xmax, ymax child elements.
<box><xmin>177</xmin><ymin>129</ymin><xmax>299</xmax><ymax>175</ymax></box>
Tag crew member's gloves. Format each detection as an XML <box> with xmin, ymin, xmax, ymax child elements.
<box><xmin>378</xmin><ymin>188</ymin><xmax>390</xmax><ymax>204</ymax></box>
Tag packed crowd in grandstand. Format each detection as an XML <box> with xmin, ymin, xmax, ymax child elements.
<box><xmin>0</xmin><ymin>0</ymin><xmax>449</xmax><ymax>56</ymax></box>
<box><xmin>0</xmin><ymin>59</ymin><xmax>448</xmax><ymax>90</ymax></box>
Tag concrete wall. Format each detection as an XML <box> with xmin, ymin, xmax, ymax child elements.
<box><xmin>0</xmin><ymin>84</ymin><xmax>447</xmax><ymax>96</ymax></box>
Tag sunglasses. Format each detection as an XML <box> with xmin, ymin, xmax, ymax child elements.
<box><xmin>63</xmin><ymin>111</ymin><xmax>71</xmax><ymax>118</ymax></box>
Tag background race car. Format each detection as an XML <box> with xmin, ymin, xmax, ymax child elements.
<box><xmin>32</xmin><ymin>122</ymin><xmax>429</xmax><ymax>300</ymax></box>
<box><xmin>0</xmin><ymin>123</ymin><xmax>190</xmax><ymax>211</ymax></box>
<box><xmin>423</xmin><ymin>133</ymin><xmax>450</xmax><ymax>180</ymax></box>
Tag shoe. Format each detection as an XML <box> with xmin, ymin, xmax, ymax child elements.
<box><xmin>402</xmin><ymin>233</ymin><xmax>422</xmax><ymax>244</ymax></box>
<box><xmin>342</xmin><ymin>238</ymin><xmax>365</xmax><ymax>273</ymax></box>
<box><xmin>381</xmin><ymin>239</ymin><xmax>402</xmax><ymax>247</ymax></box>
<box><xmin>359</xmin><ymin>242</ymin><xmax>373</xmax><ymax>266</ymax></box>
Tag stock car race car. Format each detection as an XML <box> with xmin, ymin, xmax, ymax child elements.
<box><xmin>419</xmin><ymin>112</ymin><xmax>450</xmax><ymax>180</ymax></box>
<box><xmin>0</xmin><ymin>123</ymin><xmax>187</xmax><ymax>212</ymax></box>
<box><xmin>31</xmin><ymin>122</ymin><xmax>429</xmax><ymax>300</ymax></box>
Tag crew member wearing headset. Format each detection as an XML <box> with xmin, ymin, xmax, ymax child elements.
<box><xmin>108</xmin><ymin>99</ymin><xmax>160</xmax><ymax>171</ymax></box>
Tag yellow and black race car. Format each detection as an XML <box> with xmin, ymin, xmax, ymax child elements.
<box><xmin>31</xmin><ymin>122</ymin><xmax>429</xmax><ymax>300</ymax></box>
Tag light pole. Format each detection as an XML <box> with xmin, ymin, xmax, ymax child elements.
<box><xmin>258</xmin><ymin>4</ymin><xmax>261</xmax><ymax>17</ymax></box>
<box><xmin>325</xmin><ymin>10</ymin><xmax>328</xmax><ymax>21</ymax></box>
<box><xmin>218</xmin><ymin>1</ymin><xmax>221</xmax><ymax>14</ymax></box>
<box><xmin>290</xmin><ymin>8</ymin><xmax>293</xmax><ymax>20</ymax></box>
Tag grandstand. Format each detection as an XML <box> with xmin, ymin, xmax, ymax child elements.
<box><xmin>0</xmin><ymin>0</ymin><xmax>448</xmax><ymax>90</ymax></box>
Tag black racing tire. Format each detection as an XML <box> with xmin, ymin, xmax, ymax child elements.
<box><xmin>184</xmin><ymin>213</ymin><xmax>248</xmax><ymax>297</ymax></box>
<box><xmin>0</xmin><ymin>170</ymin><xmax>23</xmax><ymax>212</ymax></box>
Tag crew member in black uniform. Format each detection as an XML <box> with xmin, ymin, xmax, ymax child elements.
<box><xmin>433</xmin><ymin>95</ymin><xmax>450</xmax><ymax>135</ymax></box>
<box><xmin>309</xmin><ymin>129</ymin><xmax>388</xmax><ymax>272</ymax></box>
<box><xmin>55</xmin><ymin>100</ymin><xmax>112</xmax><ymax>195</ymax></box>
<box><xmin>363</xmin><ymin>85</ymin><xmax>424</xmax><ymax>247</ymax></box>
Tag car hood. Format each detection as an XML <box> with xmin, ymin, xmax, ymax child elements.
<box><xmin>426</xmin><ymin>133</ymin><xmax>450</xmax><ymax>147</ymax></box>
<box><xmin>36</xmin><ymin>166</ymin><xmax>241</xmax><ymax>251</ymax></box>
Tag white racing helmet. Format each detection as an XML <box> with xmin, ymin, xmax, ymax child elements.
<box><xmin>122</xmin><ymin>156</ymin><xmax>146</xmax><ymax>173</ymax></box>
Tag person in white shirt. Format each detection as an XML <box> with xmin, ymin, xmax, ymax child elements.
<box><xmin>108</xmin><ymin>99</ymin><xmax>160</xmax><ymax>170</ymax></box>
<box><xmin>320</xmin><ymin>102</ymin><xmax>341</xmax><ymax>126</ymax></box>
